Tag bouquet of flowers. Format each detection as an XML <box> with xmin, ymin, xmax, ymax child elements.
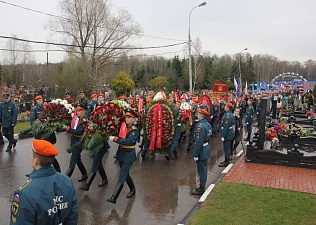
<box><xmin>145</xmin><ymin>99</ymin><xmax>176</xmax><ymax>150</ymax></box>
<box><xmin>111</xmin><ymin>99</ymin><xmax>129</xmax><ymax>110</ymax></box>
<box><xmin>265</xmin><ymin>127</ymin><xmax>278</xmax><ymax>141</ymax></box>
<box><xmin>32</xmin><ymin>99</ymin><xmax>74</xmax><ymax>137</ymax></box>
<box><xmin>81</xmin><ymin>102</ymin><xmax>125</xmax><ymax>155</ymax></box>
<box><xmin>306</xmin><ymin>111</ymin><xmax>314</xmax><ymax>119</ymax></box>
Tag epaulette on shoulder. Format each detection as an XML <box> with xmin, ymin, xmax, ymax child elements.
<box><xmin>132</xmin><ymin>126</ymin><xmax>137</xmax><ymax>130</ymax></box>
<box><xmin>198</xmin><ymin>123</ymin><xmax>202</xmax><ymax>127</ymax></box>
<box><xmin>18</xmin><ymin>179</ymin><xmax>33</xmax><ymax>192</ymax></box>
<box><xmin>83</xmin><ymin>119</ymin><xmax>87</xmax><ymax>122</ymax></box>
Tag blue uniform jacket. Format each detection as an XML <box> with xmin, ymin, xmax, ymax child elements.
<box><xmin>245</xmin><ymin>105</ymin><xmax>254</xmax><ymax>124</ymax></box>
<box><xmin>0</xmin><ymin>100</ymin><xmax>18</xmax><ymax>127</ymax></box>
<box><xmin>30</xmin><ymin>104</ymin><xmax>43</xmax><ymax>125</ymax></box>
<box><xmin>220</xmin><ymin>110</ymin><xmax>235</xmax><ymax>141</ymax></box>
<box><xmin>115</xmin><ymin>125</ymin><xmax>139</xmax><ymax>163</ymax></box>
<box><xmin>175</xmin><ymin>108</ymin><xmax>182</xmax><ymax>125</ymax></box>
<box><xmin>193</xmin><ymin>118</ymin><xmax>212</xmax><ymax>160</ymax></box>
<box><xmin>86</xmin><ymin>100</ymin><xmax>97</xmax><ymax>119</ymax></box>
<box><xmin>10</xmin><ymin>166</ymin><xmax>78</xmax><ymax>225</ymax></box>
<box><xmin>212</xmin><ymin>104</ymin><xmax>219</xmax><ymax>118</ymax></box>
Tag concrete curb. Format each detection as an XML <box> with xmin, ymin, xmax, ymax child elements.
<box><xmin>178</xmin><ymin>149</ymin><xmax>244</xmax><ymax>225</ymax></box>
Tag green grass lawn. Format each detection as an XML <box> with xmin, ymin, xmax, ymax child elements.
<box><xmin>188</xmin><ymin>181</ymin><xmax>316</xmax><ymax>225</ymax></box>
<box><xmin>15</xmin><ymin>121</ymin><xmax>31</xmax><ymax>134</ymax></box>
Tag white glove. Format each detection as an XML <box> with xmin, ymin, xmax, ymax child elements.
<box><xmin>62</xmin><ymin>125</ymin><xmax>68</xmax><ymax>130</ymax></box>
<box><xmin>194</xmin><ymin>157</ymin><xmax>198</xmax><ymax>161</ymax></box>
<box><xmin>109</xmin><ymin>136</ymin><xmax>115</xmax><ymax>141</ymax></box>
<box><xmin>246</xmin><ymin>122</ymin><xmax>249</xmax><ymax>125</ymax></box>
<box><xmin>221</xmin><ymin>137</ymin><xmax>225</xmax><ymax>142</ymax></box>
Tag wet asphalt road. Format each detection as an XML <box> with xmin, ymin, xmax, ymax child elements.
<box><xmin>0</xmin><ymin>132</ymin><xmax>231</xmax><ymax>225</ymax></box>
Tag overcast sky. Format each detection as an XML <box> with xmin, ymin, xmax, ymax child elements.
<box><xmin>0</xmin><ymin>0</ymin><xmax>315</xmax><ymax>64</ymax></box>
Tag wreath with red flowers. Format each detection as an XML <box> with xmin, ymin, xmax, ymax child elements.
<box><xmin>32</xmin><ymin>102</ymin><xmax>72</xmax><ymax>138</ymax></box>
<box><xmin>81</xmin><ymin>102</ymin><xmax>125</xmax><ymax>155</ymax></box>
<box><xmin>144</xmin><ymin>99</ymin><xmax>176</xmax><ymax>150</ymax></box>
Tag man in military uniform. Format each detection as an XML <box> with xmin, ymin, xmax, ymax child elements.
<box><xmin>192</xmin><ymin>109</ymin><xmax>212</xmax><ymax>195</ymax></box>
<box><xmin>108</xmin><ymin>108</ymin><xmax>139</xmax><ymax>204</ymax></box>
<box><xmin>78</xmin><ymin>90</ymin><xmax>88</xmax><ymax>107</ymax></box>
<box><xmin>30</xmin><ymin>95</ymin><xmax>43</xmax><ymax>127</ymax></box>
<box><xmin>244</xmin><ymin>99</ymin><xmax>254</xmax><ymax>141</ymax></box>
<box><xmin>239</xmin><ymin>95</ymin><xmax>247</xmax><ymax>121</ymax></box>
<box><xmin>96</xmin><ymin>93</ymin><xmax>105</xmax><ymax>107</ymax></box>
<box><xmin>64</xmin><ymin>102</ymin><xmax>88</xmax><ymax>182</ymax></box>
<box><xmin>86</xmin><ymin>93</ymin><xmax>97</xmax><ymax>119</ymax></box>
<box><xmin>218</xmin><ymin>102</ymin><xmax>235</xmax><ymax>167</ymax></box>
<box><xmin>165</xmin><ymin>100</ymin><xmax>182</xmax><ymax>160</ymax></box>
<box><xmin>9</xmin><ymin>140</ymin><xmax>78</xmax><ymax>225</ymax></box>
<box><xmin>230</xmin><ymin>107</ymin><xmax>243</xmax><ymax>160</ymax></box>
<box><xmin>0</xmin><ymin>93</ymin><xmax>18</xmax><ymax>152</ymax></box>
<box><xmin>0</xmin><ymin>101</ymin><xmax>5</xmax><ymax>145</ymax></box>
<box><xmin>30</xmin><ymin>95</ymin><xmax>61</xmax><ymax>172</ymax></box>
<box><xmin>211</xmin><ymin>99</ymin><xmax>219</xmax><ymax>137</ymax></box>
<box><xmin>187</xmin><ymin>99</ymin><xmax>199</xmax><ymax>152</ymax></box>
<box><xmin>256</xmin><ymin>95</ymin><xmax>262</xmax><ymax>126</ymax></box>
<box><xmin>219</xmin><ymin>98</ymin><xmax>226</xmax><ymax>122</ymax></box>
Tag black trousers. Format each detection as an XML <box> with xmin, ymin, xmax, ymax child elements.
<box><xmin>2</xmin><ymin>126</ymin><xmax>15</xmax><ymax>148</ymax></box>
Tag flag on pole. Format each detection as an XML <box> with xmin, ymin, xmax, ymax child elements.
<box><xmin>257</xmin><ymin>80</ymin><xmax>261</xmax><ymax>94</ymax></box>
<box><xmin>245</xmin><ymin>80</ymin><xmax>248</xmax><ymax>94</ymax></box>
<box><xmin>236</xmin><ymin>78</ymin><xmax>241</xmax><ymax>97</ymax></box>
<box><xmin>234</xmin><ymin>76</ymin><xmax>238</xmax><ymax>90</ymax></box>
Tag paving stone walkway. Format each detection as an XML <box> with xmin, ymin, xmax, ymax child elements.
<box><xmin>223</xmin><ymin>157</ymin><xmax>316</xmax><ymax>194</ymax></box>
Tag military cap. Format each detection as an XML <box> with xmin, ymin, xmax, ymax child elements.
<box><xmin>91</xmin><ymin>93</ymin><xmax>97</xmax><ymax>98</ymax></box>
<box><xmin>98</xmin><ymin>93</ymin><xmax>105</xmax><ymax>97</ymax></box>
<box><xmin>198</xmin><ymin>108</ymin><xmax>209</xmax><ymax>115</ymax></box>
<box><xmin>32</xmin><ymin>140</ymin><xmax>58</xmax><ymax>157</ymax></box>
<box><xmin>3</xmin><ymin>93</ymin><xmax>10</xmax><ymax>99</ymax></box>
<box><xmin>226</xmin><ymin>102</ymin><xmax>234</xmax><ymax>108</ymax></box>
<box><xmin>79</xmin><ymin>90</ymin><xmax>85</xmax><ymax>94</ymax></box>
<box><xmin>248</xmin><ymin>99</ymin><xmax>254</xmax><ymax>103</ymax></box>
<box><xmin>76</xmin><ymin>102</ymin><xmax>87</xmax><ymax>110</ymax></box>
<box><xmin>35</xmin><ymin>95</ymin><xmax>42</xmax><ymax>101</ymax></box>
<box><xmin>124</xmin><ymin>108</ymin><xmax>138</xmax><ymax>118</ymax></box>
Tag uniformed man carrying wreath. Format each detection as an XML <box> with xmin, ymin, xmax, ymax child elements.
<box><xmin>107</xmin><ymin>108</ymin><xmax>139</xmax><ymax>204</ymax></box>
<box><xmin>192</xmin><ymin>108</ymin><xmax>212</xmax><ymax>195</ymax></box>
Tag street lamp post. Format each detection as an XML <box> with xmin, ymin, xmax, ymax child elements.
<box><xmin>238</xmin><ymin>48</ymin><xmax>248</xmax><ymax>89</ymax></box>
<box><xmin>189</xmin><ymin>2</ymin><xmax>206</xmax><ymax>94</ymax></box>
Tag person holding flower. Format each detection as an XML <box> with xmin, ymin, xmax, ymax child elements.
<box><xmin>64</xmin><ymin>102</ymin><xmax>88</xmax><ymax>182</ymax></box>
<box><xmin>107</xmin><ymin>108</ymin><xmax>139</xmax><ymax>204</ymax></box>
<box><xmin>30</xmin><ymin>96</ymin><xmax>61</xmax><ymax>172</ymax></box>
<box><xmin>165</xmin><ymin>100</ymin><xmax>182</xmax><ymax>160</ymax></box>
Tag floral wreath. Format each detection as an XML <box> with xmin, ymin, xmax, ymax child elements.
<box><xmin>144</xmin><ymin>99</ymin><xmax>176</xmax><ymax>150</ymax></box>
<box><xmin>81</xmin><ymin>102</ymin><xmax>125</xmax><ymax>156</ymax></box>
<box><xmin>32</xmin><ymin>99</ymin><xmax>73</xmax><ymax>138</ymax></box>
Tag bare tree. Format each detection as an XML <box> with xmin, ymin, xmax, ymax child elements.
<box><xmin>49</xmin><ymin>0</ymin><xmax>142</xmax><ymax>83</ymax></box>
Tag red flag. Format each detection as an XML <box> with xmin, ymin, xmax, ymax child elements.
<box><xmin>118</xmin><ymin>121</ymin><xmax>128</xmax><ymax>139</ymax></box>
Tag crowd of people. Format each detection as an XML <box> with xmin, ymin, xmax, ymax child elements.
<box><xmin>2</xmin><ymin>86</ymin><xmax>315</xmax><ymax>224</ymax></box>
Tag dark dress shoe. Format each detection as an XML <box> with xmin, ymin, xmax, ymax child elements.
<box><xmin>78</xmin><ymin>175</ymin><xmax>88</xmax><ymax>182</ymax></box>
<box><xmin>6</xmin><ymin>147</ymin><xmax>12</xmax><ymax>152</ymax></box>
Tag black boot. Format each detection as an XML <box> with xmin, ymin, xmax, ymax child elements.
<box><xmin>107</xmin><ymin>183</ymin><xmax>124</xmax><ymax>204</ymax></box>
<box><xmin>192</xmin><ymin>185</ymin><xmax>205</xmax><ymax>195</ymax></box>
<box><xmin>79</xmin><ymin>173</ymin><xmax>96</xmax><ymax>191</ymax></box>
<box><xmin>65</xmin><ymin>168</ymin><xmax>74</xmax><ymax>177</ymax></box>
<box><xmin>77</xmin><ymin>163</ymin><xmax>88</xmax><ymax>182</ymax></box>
<box><xmin>165</xmin><ymin>152</ymin><xmax>171</xmax><ymax>161</ymax></box>
<box><xmin>52</xmin><ymin>159</ymin><xmax>61</xmax><ymax>173</ymax></box>
<box><xmin>126</xmin><ymin>177</ymin><xmax>136</xmax><ymax>198</ymax></box>
<box><xmin>171</xmin><ymin>151</ymin><xmax>178</xmax><ymax>160</ymax></box>
<box><xmin>187</xmin><ymin>144</ymin><xmax>192</xmax><ymax>152</ymax></box>
<box><xmin>218</xmin><ymin>158</ymin><xmax>230</xmax><ymax>167</ymax></box>
<box><xmin>98</xmin><ymin>166</ymin><xmax>108</xmax><ymax>187</ymax></box>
